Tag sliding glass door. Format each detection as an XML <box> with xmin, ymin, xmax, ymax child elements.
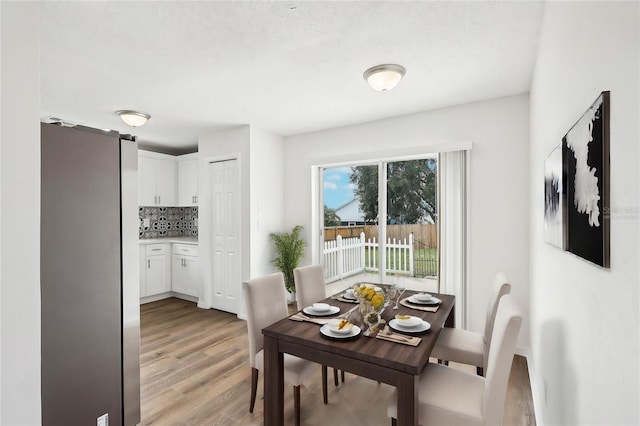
<box><xmin>384</xmin><ymin>158</ymin><xmax>438</xmax><ymax>288</ymax></box>
<box><xmin>321</xmin><ymin>164</ymin><xmax>378</xmax><ymax>284</ymax></box>
<box><xmin>320</xmin><ymin>156</ymin><xmax>438</xmax><ymax>291</ymax></box>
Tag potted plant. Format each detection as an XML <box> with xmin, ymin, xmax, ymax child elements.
<box><xmin>269</xmin><ymin>225</ymin><xmax>307</xmax><ymax>299</ymax></box>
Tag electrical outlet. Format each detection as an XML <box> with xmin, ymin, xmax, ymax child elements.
<box><xmin>97</xmin><ymin>413</ymin><xmax>108</xmax><ymax>426</ymax></box>
<box><xmin>143</xmin><ymin>218</ymin><xmax>150</xmax><ymax>229</ymax></box>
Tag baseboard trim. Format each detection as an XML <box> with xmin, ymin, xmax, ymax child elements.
<box><xmin>516</xmin><ymin>346</ymin><xmax>544</xmax><ymax>426</ymax></box>
<box><xmin>172</xmin><ymin>292</ymin><xmax>198</xmax><ymax>304</ymax></box>
<box><xmin>140</xmin><ymin>292</ymin><xmax>172</xmax><ymax>304</ymax></box>
<box><xmin>197</xmin><ymin>300</ymin><xmax>211</xmax><ymax>309</ymax></box>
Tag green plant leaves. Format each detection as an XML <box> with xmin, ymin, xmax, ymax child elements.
<box><xmin>269</xmin><ymin>225</ymin><xmax>307</xmax><ymax>294</ymax></box>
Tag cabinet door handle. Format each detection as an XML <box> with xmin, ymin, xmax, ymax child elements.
<box><xmin>158</xmin><ymin>195</ymin><xmax>161</xmax><ymax>204</ymax></box>
<box><xmin>195</xmin><ymin>195</ymin><xmax>198</xmax><ymax>203</ymax></box>
<box><xmin>152</xmin><ymin>248</ymin><xmax>161</xmax><ymax>251</ymax></box>
<box><xmin>147</xmin><ymin>259</ymin><xmax>150</xmax><ymax>268</ymax></box>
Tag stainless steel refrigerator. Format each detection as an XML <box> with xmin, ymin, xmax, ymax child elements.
<box><xmin>41</xmin><ymin>123</ymin><xmax>140</xmax><ymax>426</ymax></box>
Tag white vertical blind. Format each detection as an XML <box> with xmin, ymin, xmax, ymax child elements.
<box><xmin>439</xmin><ymin>149</ymin><xmax>470</xmax><ymax>329</ymax></box>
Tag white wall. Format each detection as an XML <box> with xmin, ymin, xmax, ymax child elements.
<box><xmin>249</xmin><ymin>127</ymin><xmax>284</xmax><ymax>278</ymax></box>
<box><xmin>529</xmin><ymin>2</ymin><xmax>639</xmax><ymax>425</ymax></box>
<box><xmin>284</xmin><ymin>94</ymin><xmax>530</xmax><ymax>348</ymax></box>
<box><xmin>198</xmin><ymin>125</ymin><xmax>284</xmax><ymax>316</ymax></box>
<box><xmin>0</xmin><ymin>2</ymin><xmax>42</xmax><ymax>423</ymax></box>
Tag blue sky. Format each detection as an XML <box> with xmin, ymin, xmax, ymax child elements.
<box><xmin>323</xmin><ymin>167</ymin><xmax>355</xmax><ymax>209</ymax></box>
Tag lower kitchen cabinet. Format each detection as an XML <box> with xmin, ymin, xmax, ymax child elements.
<box><xmin>141</xmin><ymin>243</ymin><xmax>171</xmax><ymax>297</ymax></box>
<box><xmin>171</xmin><ymin>244</ymin><xmax>200</xmax><ymax>297</ymax></box>
<box><xmin>140</xmin><ymin>241</ymin><xmax>199</xmax><ymax>303</ymax></box>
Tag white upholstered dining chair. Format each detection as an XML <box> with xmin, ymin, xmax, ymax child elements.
<box><xmin>294</xmin><ymin>264</ymin><xmax>344</xmax><ymax>387</ymax></box>
<box><xmin>294</xmin><ymin>265</ymin><xmax>327</xmax><ymax>312</ymax></box>
<box><xmin>431</xmin><ymin>272</ymin><xmax>511</xmax><ymax>376</ymax></box>
<box><xmin>243</xmin><ymin>272</ymin><xmax>327</xmax><ymax>426</ymax></box>
<box><xmin>387</xmin><ymin>294</ymin><xmax>523</xmax><ymax>426</ymax></box>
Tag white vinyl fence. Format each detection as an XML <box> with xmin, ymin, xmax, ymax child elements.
<box><xmin>323</xmin><ymin>232</ymin><xmax>414</xmax><ymax>283</ymax></box>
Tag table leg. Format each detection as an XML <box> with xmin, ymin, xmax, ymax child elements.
<box><xmin>396</xmin><ymin>372</ymin><xmax>419</xmax><ymax>426</ymax></box>
<box><xmin>264</xmin><ymin>335</ymin><xmax>284</xmax><ymax>426</ymax></box>
<box><xmin>444</xmin><ymin>304</ymin><xmax>455</xmax><ymax>328</ymax></box>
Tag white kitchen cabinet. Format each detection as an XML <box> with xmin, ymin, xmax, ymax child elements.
<box><xmin>141</xmin><ymin>243</ymin><xmax>171</xmax><ymax>297</ymax></box>
<box><xmin>178</xmin><ymin>159</ymin><xmax>198</xmax><ymax>206</ymax></box>
<box><xmin>171</xmin><ymin>244</ymin><xmax>199</xmax><ymax>297</ymax></box>
<box><xmin>138</xmin><ymin>156</ymin><xmax>157</xmax><ymax>206</ymax></box>
<box><xmin>138</xmin><ymin>151</ymin><xmax>177</xmax><ymax>206</ymax></box>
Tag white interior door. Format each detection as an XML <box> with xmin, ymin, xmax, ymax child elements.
<box><xmin>210</xmin><ymin>159</ymin><xmax>240</xmax><ymax>313</ymax></box>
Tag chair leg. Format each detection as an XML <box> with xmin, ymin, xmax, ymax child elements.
<box><xmin>341</xmin><ymin>369</ymin><xmax>345</xmax><ymax>382</ymax></box>
<box><xmin>294</xmin><ymin>385</ymin><xmax>301</xmax><ymax>426</ymax></box>
<box><xmin>333</xmin><ymin>368</ymin><xmax>339</xmax><ymax>386</ymax></box>
<box><xmin>477</xmin><ymin>366</ymin><xmax>484</xmax><ymax>376</ymax></box>
<box><xmin>249</xmin><ymin>367</ymin><xmax>258</xmax><ymax>413</ymax></box>
<box><xmin>391</xmin><ymin>417</ymin><xmax>397</xmax><ymax>426</ymax></box>
<box><xmin>322</xmin><ymin>365</ymin><xmax>328</xmax><ymax>404</ymax></box>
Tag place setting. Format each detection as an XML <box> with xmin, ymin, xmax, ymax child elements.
<box><xmin>400</xmin><ymin>292</ymin><xmax>442</xmax><ymax>312</ymax></box>
<box><xmin>388</xmin><ymin>314</ymin><xmax>431</xmax><ymax>334</ymax></box>
<box><xmin>372</xmin><ymin>319</ymin><xmax>422</xmax><ymax>346</ymax></box>
<box><xmin>319</xmin><ymin>318</ymin><xmax>362</xmax><ymax>340</ymax></box>
<box><xmin>334</xmin><ymin>288</ymin><xmax>359</xmax><ymax>303</ymax></box>
<box><xmin>302</xmin><ymin>302</ymin><xmax>341</xmax><ymax>317</ymax></box>
<box><xmin>289</xmin><ymin>303</ymin><xmax>359</xmax><ymax>327</ymax></box>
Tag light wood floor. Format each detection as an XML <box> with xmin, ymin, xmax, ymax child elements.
<box><xmin>140</xmin><ymin>298</ymin><xmax>536</xmax><ymax>425</ymax></box>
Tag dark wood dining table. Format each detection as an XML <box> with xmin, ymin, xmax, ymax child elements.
<box><xmin>262</xmin><ymin>288</ymin><xmax>455</xmax><ymax>426</ymax></box>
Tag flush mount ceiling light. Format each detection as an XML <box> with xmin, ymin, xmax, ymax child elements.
<box><xmin>363</xmin><ymin>64</ymin><xmax>406</xmax><ymax>91</ymax></box>
<box><xmin>117</xmin><ymin>110</ymin><xmax>150</xmax><ymax>127</ymax></box>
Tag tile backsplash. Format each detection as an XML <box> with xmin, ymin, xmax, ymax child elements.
<box><xmin>139</xmin><ymin>206</ymin><xmax>198</xmax><ymax>239</ymax></box>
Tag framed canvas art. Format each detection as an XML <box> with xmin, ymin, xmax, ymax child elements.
<box><xmin>544</xmin><ymin>145</ymin><xmax>565</xmax><ymax>249</ymax></box>
<box><xmin>562</xmin><ymin>91</ymin><xmax>610</xmax><ymax>267</ymax></box>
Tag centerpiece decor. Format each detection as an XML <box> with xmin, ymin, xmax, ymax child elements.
<box><xmin>354</xmin><ymin>284</ymin><xmax>386</xmax><ymax>334</ymax></box>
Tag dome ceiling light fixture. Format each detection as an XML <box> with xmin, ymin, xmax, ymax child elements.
<box><xmin>363</xmin><ymin>64</ymin><xmax>406</xmax><ymax>92</ymax></box>
<box><xmin>117</xmin><ymin>110</ymin><xmax>151</xmax><ymax>127</ymax></box>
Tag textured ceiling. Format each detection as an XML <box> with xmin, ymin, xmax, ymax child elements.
<box><xmin>39</xmin><ymin>1</ymin><xmax>544</xmax><ymax>153</ymax></box>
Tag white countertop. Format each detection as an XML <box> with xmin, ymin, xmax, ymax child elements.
<box><xmin>139</xmin><ymin>237</ymin><xmax>198</xmax><ymax>245</ymax></box>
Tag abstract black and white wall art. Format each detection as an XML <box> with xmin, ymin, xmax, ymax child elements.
<box><xmin>544</xmin><ymin>145</ymin><xmax>565</xmax><ymax>249</ymax></box>
<box><xmin>562</xmin><ymin>91</ymin><xmax>610</xmax><ymax>267</ymax></box>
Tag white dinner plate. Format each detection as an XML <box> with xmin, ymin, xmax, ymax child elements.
<box><xmin>407</xmin><ymin>295</ymin><xmax>441</xmax><ymax>306</ymax></box>
<box><xmin>320</xmin><ymin>323</ymin><xmax>361</xmax><ymax>339</ymax></box>
<box><xmin>303</xmin><ymin>305</ymin><xmax>341</xmax><ymax>316</ymax></box>
<box><xmin>389</xmin><ymin>319</ymin><xmax>431</xmax><ymax>334</ymax></box>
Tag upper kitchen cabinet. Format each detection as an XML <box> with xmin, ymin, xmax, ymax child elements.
<box><xmin>178</xmin><ymin>154</ymin><xmax>199</xmax><ymax>206</ymax></box>
<box><xmin>138</xmin><ymin>151</ymin><xmax>177</xmax><ymax>206</ymax></box>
